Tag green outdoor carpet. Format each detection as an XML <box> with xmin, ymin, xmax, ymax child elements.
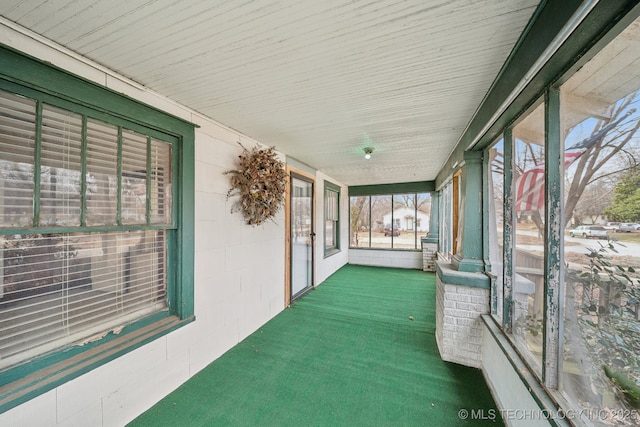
<box><xmin>130</xmin><ymin>264</ymin><xmax>502</xmax><ymax>427</ymax></box>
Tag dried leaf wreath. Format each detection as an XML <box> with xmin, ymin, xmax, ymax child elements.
<box><xmin>224</xmin><ymin>143</ymin><xmax>288</xmax><ymax>226</ymax></box>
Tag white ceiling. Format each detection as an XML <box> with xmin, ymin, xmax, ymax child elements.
<box><xmin>0</xmin><ymin>0</ymin><xmax>540</xmax><ymax>185</ymax></box>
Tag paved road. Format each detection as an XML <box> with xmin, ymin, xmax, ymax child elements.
<box><xmin>516</xmin><ymin>231</ymin><xmax>640</xmax><ymax>258</ymax></box>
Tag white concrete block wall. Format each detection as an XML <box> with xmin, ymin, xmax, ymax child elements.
<box><xmin>348</xmin><ymin>249</ymin><xmax>423</xmax><ymax>269</ymax></box>
<box><xmin>435</xmin><ymin>276</ymin><xmax>489</xmax><ymax>369</ymax></box>
<box><xmin>0</xmin><ymin>21</ymin><xmax>347</xmax><ymax>427</ymax></box>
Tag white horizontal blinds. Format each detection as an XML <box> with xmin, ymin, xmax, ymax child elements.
<box><xmin>0</xmin><ymin>230</ymin><xmax>167</xmax><ymax>370</ymax></box>
<box><xmin>0</xmin><ymin>91</ymin><xmax>173</xmax><ymax>370</ymax></box>
<box><xmin>0</xmin><ymin>90</ymin><xmax>36</xmax><ymax>227</ymax></box>
<box><xmin>121</xmin><ymin>130</ymin><xmax>148</xmax><ymax>225</ymax></box>
<box><xmin>150</xmin><ymin>139</ymin><xmax>172</xmax><ymax>225</ymax></box>
<box><xmin>326</xmin><ymin>189</ymin><xmax>338</xmax><ymax>221</ymax></box>
<box><xmin>40</xmin><ymin>104</ymin><xmax>83</xmax><ymax>226</ymax></box>
<box><xmin>85</xmin><ymin>119</ymin><xmax>118</xmax><ymax>226</ymax></box>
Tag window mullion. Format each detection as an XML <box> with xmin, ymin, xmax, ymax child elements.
<box><xmin>413</xmin><ymin>193</ymin><xmax>418</xmax><ymax>249</ymax></box>
<box><xmin>33</xmin><ymin>101</ymin><xmax>42</xmax><ymax>227</ymax></box>
<box><xmin>368</xmin><ymin>195</ymin><xmax>372</xmax><ymax>248</ymax></box>
<box><xmin>80</xmin><ymin>116</ymin><xmax>88</xmax><ymax>227</ymax></box>
<box><xmin>503</xmin><ymin>128</ymin><xmax>514</xmax><ymax>333</ymax></box>
<box><xmin>543</xmin><ymin>87</ymin><xmax>562</xmax><ymax>389</ymax></box>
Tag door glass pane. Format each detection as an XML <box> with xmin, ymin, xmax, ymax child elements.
<box><xmin>291</xmin><ymin>177</ymin><xmax>313</xmax><ymax>298</ymax></box>
<box><xmin>513</xmin><ymin>100</ymin><xmax>545</xmax><ymax>376</ymax></box>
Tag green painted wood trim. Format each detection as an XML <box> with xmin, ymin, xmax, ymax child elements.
<box><xmin>542</xmin><ymin>87</ymin><xmax>562</xmax><ymax>389</ymax></box>
<box><xmin>482</xmin><ymin>152</ymin><xmax>491</xmax><ymax>271</ymax></box>
<box><xmin>503</xmin><ymin>129</ymin><xmax>514</xmax><ymax>333</ymax></box>
<box><xmin>424</xmin><ymin>191</ymin><xmax>439</xmax><ymax>243</ymax></box>
<box><xmin>348</xmin><ymin>181</ymin><xmax>434</xmax><ymax>196</ymax></box>
<box><xmin>324</xmin><ymin>181</ymin><xmax>341</xmax><ymax>256</ymax></box>
<box><xmin>0</xmin><ymin>47</ymin><xmax>197</xmax><ymax>412</ymax></box>
<box><xmin>324</xmin><ymin>180</ymin><xmax>340</xmax><ymax>193</ymax></box>
<box><xmin>177</xmin><ymin>129</ymin><xmax>195</xmax><ymax>319</ymax></box>
<box><xmin>455</xmin><ymin>151</ymin><xmax>484</xmax><ymax>273</ymax></box>
<box><xmin>435</xmin><ymin>261</ymin><xmax>490</xmax><ymax>289</ymax></box>
<box><xmin>0</xmin><ymin>224</ymin><xmax>175</xmax><ymax>236</ymax></box>
<box><xmin>0</xmin><ymin>314</ymin><xmax>195</xmax><ymax>414</ymax></box>
<box><xmin>435</xmin><ymin>0</ymin><xmax>640</xmax><ymax>189</ymax></box>
<box><xmin>323</xmin><ymin>248</ymin><xmax>341</xmax><ymax>259</ymax></box>
<box><xmin>0</xmin><ymin>45</ymin><xmax>196</xmax><ymax>132</ymax></box>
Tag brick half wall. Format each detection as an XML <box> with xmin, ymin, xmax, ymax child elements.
<box><xmin>435</xmin><ymin>262</ymin><xmax>490</xmax><ymax>369</ymax></box>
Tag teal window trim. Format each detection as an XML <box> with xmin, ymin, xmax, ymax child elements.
<box><xmin>349</xmin><ymin>180</ymin><xmax>434</xmax><ymax>196</ymax></box>
<box><xmin>502</xmin><ymin>128</ymin><xmax>514</xmax><ymax>333</ymax></box>
<box><xmin>0</xmin><ymin>45</ymin><xmax>195</xmax><ymax>414</ymax></box>
<box><xmin>324</xmin><ymin>181</ymin><xmax>340</xmax><ymax>257</ymax></box>
<box><xmin>542</xmin><ymin>87</ymin><xmax>562</xmax><ymax>389</ymax></box>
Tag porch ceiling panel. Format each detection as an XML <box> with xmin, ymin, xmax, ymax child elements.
<box><xmin>0</xmin><ymin>0</ymin><xmax>539</xmax><ymax>185</ymax></box>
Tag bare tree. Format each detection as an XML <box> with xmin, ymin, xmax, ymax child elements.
<box><xmin>514</xmin><ymin>92</ymin><xmax>640</xmax><ymax>232</ymax></box>
<box><xmin>564</xmin><ymin>93</ymin><xmax>640</xmax><ymax>227</ymax></box>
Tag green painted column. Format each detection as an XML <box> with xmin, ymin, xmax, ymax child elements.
<box><xmin>453</xmin><ymin>151</ymin><xmax>485</xmax><ymax>273</ymax></box>
<box><xmin>424</xmin><ymin>191</ymin><xmax>439</xmax><ymax>244</ymax></box>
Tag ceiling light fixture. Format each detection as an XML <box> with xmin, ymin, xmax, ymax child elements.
<box><xmin>363</xmin><ymin>147</ymin><xmax>374</xmax><ymax>160</ymax></box>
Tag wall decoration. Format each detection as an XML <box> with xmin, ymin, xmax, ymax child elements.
<box><xmin>224</xmin><ymin>143</ymin><xmax>287</xmax><ymax>226</ymax></box>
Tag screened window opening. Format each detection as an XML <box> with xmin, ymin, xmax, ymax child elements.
<box><xmin>512</xmin><ymin>100</ymin><xmax>546</xmax><ymax>376</ymax></box>
<box><xmin>0</xmin><ymin>88</ymin><xmax>174</xmax><ymax>372</ymax></box>
<box><xmin>349</xmin><ymin>192</ymin><xmax>431</xmax><ymax>250</ymax></box>
<box><xmin>486</xmin><ymin>14</ymin><xmax>640</xmax><ymax>423</ymax></box>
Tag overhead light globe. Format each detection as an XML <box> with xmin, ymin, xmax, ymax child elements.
<box><xmin>363</xmin><ymin>147</ymin><xmax>374</xmax><ymax>159</ymax></box>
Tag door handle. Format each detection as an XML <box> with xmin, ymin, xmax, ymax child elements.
<box><xmin>310</xmin><ymin>232</ymin><xmax>316</xmax><ymax>240</ymax></box>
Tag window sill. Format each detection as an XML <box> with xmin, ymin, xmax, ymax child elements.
<box><xmin>348</xmin><ymin>247</ymin><xmax>422</xmax><ymax>252</ymax></box>
<box><xmin>482</xmin><ymin>315</ymin><xmax>575</xmax><ymax>427</ymax></box>
<box><xmin>0</xmin><ymin>313</ymin><xmax>194</xmax><ymax>414</ymax></box>
<box><xmin>324</xmin><ymin>248</ymin><xmax>341</xmax><ymax>258</ymax></box>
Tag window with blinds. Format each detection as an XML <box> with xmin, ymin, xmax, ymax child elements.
<box><xmin>324</xmin><ymin>183</ymin><xmax>340</xmax><ymax>254</ymax></box>
<box><xmin>0</xmin><ymin>89</ymin><xmax>174</xmax><ymax>372</ymax></box>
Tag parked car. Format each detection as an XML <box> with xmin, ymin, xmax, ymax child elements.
<box><xmin>384</xmin><ymin>224</ymin><xmax>400</xmax><ymax>236</ymax></box>
<box><xmin>569</xmin><ymin>225</ymin><xmax>608</xmax><ymax>239</ymax></box>
<box><xmin>603</xmin><ymin>222</ymin><xmax>620</xmax><ymax>231</ymax></box>
<box><xmin>617</xmin><ymin>223</ymin><xmax>640</xmax><ymax>232</ymax></box>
